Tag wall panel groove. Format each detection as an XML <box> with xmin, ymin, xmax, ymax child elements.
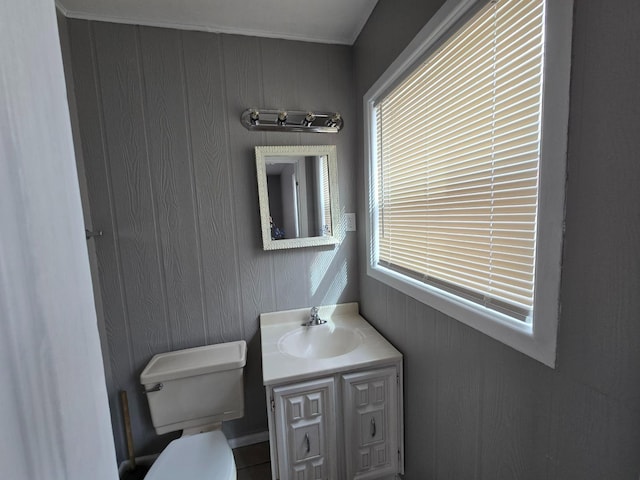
<box><xmin>135</xmin><ymin>26</ymin><xmax>174</xmax><ymax>351</ymax></box>
<box><xmin>178</xmin><ymin>30</ymin><xmax>210</xmax><ymax>345</ymax></box>
<box><xmin>216</xmin><ymin>34</ymin><xmax>245</xmax><ymax>340</ymax></box>
<box><xmin>139</xmin><ymin>27</ymin><xmax>208</xmax><ymax>351</ymax></box>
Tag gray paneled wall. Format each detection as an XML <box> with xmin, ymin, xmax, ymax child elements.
<box><xmin>355</xmin><ymin>1</ymin><xmax>640</xmax><ymax>479</ymax></box>
<box><xmin>61</xmin><ymin>20</ymin><xmax>357</xmax><ymax>461</ymax></box>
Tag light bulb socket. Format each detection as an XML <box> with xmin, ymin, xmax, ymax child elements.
<box><xmin>302</xmin><ymin>112</ymin><xmax>316</xmax><ymax>127</ymax></box>
<box><xmin>325</xmin><ymin>113</ymin><xmax>341</xmax><ymax>128</ymax></box>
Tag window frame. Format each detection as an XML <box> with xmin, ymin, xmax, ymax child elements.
<box><xmin>363</xmin><ymin>0</ymin><xmax>573</xmax><ymax>367</ymax></box>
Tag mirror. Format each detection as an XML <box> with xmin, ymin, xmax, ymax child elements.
<box><xmin>256</xmin><ymin>145</ymin><xmax>340</xmax><ymax>250</ymax></box>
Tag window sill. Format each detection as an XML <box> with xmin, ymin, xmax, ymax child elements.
<box><xmin>367</xmin><ymin>263</ymin><xmax>557</xmax><ymax>367</ymax></box>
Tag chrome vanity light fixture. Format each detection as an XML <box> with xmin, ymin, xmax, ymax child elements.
<box><xmin>241</xmin><ymin>108</ymin><xmax>344</xmax><ymax>133</ymax></box>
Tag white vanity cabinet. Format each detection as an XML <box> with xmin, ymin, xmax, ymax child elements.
<box><xmin>272</xmin><ymin>377</ymin><xmax>338</xmax><ymax>480</ymax></box>
<box><xmin>266</xmin><ymin>364</ymin><xmax>403</xmax><ymax>480</ymax></box>
<box><xmin>260</xmin><ymin>303</ymin><xmax>404</xmax><ymax>480</ymax></box>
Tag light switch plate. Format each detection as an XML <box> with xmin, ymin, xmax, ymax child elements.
<box><xmin>345</xmin><ymin>213</ymin><xmax>356</xmax><ymax>232</ymax></box>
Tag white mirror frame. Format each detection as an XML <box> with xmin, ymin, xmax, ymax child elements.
<box><xmin>256</xmin><ymin>145</ymin><xmax>341</xmax><ymax>250</ymax></box>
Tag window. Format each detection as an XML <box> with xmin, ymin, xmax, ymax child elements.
<box><xmin>364</xmin><ymin>0</ymin><xmax>573</xmax><ymax>366</ymax></box>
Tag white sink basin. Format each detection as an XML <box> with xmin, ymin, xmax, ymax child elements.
<box><xmin>260</xmin><ymin>303</ymin><xmax>402</xmax><ymax>385</ymax></box>
<box><xmin>277</xmin><ymin>324</ymin><xmax>364</xmax><ymax>359</ymax></box>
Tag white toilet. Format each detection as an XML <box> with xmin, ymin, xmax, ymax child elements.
<box><xmin>140</xmin><ymin>340</ymin><xmax>247</xmax><ymax>480</ymax></box>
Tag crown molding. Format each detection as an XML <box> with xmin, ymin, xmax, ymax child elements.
<box><xmin>54</xmin><ymin>1</ymin><xmax>355</xmax><ymax>45</ymax></box>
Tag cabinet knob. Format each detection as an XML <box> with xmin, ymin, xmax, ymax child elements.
<box><xmin>305</xmin><ymin>432</ymin><xmax>310</xmax><ymax>453</ymax></box>
<box><xmin>370</xmin><ymin>417</ymin><xmax>376</xmax><ymax>437</ymax></box>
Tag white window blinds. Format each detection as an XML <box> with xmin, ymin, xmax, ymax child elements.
<box><xmin>374</xmin><ymin>0</ymin><xmax>545</xmax><ymax>321</ymax></box>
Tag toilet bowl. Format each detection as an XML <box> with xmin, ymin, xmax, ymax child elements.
<box><xmin>140</xmin><ymin>341</ymin><xmax>247</xmax><ymax>479</ymax></box>
<box><xmin>144</xmin><ymin>430</ymin><xmax>235</xmax><ymax>480</ymax></box>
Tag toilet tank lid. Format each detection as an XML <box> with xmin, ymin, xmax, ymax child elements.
<box><xmin>140</xmin><ymin>340</ymin><xmax>247</xmax><ymax>385</ymax></box>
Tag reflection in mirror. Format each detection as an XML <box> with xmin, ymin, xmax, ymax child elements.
<box><xmin>256</xmin><ymin>145</ymin><xmax>340</xmax><ymax>250</ymax></box>
<box><xmin>266</xmin><ymin>155</ymin><xmax>331</xmax><ymax>239</ymax></box>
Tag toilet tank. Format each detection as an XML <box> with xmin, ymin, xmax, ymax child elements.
<box><xmin>140</xmin><ymin>341</ymin><xmax>246</xmax><ymax>435</ymax></box>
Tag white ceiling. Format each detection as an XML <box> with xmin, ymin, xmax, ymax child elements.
<box><xmin>55</xmin><ymin>0</ymin><xmax>379</xmax><ymax>45</ymax></box>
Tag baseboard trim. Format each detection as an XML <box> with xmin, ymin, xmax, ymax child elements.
<box><xmin>227</xmin><ymin>430</ymin><xmax>270</xmax><ymax>449</ymax></box>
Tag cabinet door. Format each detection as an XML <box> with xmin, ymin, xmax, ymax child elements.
<box><xmin>273</xmin><ymin>378</ymin><xmax>338</xmax><ymax>480</ymax></box>
<box><xmin>342</xmin><ymin>368</ymin><xmax>399</xmax><ymax>479</ymax></box>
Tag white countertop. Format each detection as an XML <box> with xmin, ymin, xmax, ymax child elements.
<box><xmin>260</xmin><ymin>302</ymin><xmax>402</xmax><ymax>386</ymax></box>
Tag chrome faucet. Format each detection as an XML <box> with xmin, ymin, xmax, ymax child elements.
<box><xmin>304</xmin><ymin>306</ymin><xmax>326</xmax><ymax>326</ymax></box>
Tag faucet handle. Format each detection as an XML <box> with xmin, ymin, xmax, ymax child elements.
<box><xmin>304</xmin><ymin>306</ymin><xmax>326</xmax><ymax>326</ymax></box>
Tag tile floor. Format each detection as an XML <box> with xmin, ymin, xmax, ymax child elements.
<box><xmin>233</xmin><ymin>441</ymin><xmax>272</xmax><ymax>480</ymax></box>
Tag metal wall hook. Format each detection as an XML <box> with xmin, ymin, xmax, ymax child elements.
<box><xmin>85</xmin><ymin>229</ymin><xmax>103</xmax><ymax>240</ymax></box>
